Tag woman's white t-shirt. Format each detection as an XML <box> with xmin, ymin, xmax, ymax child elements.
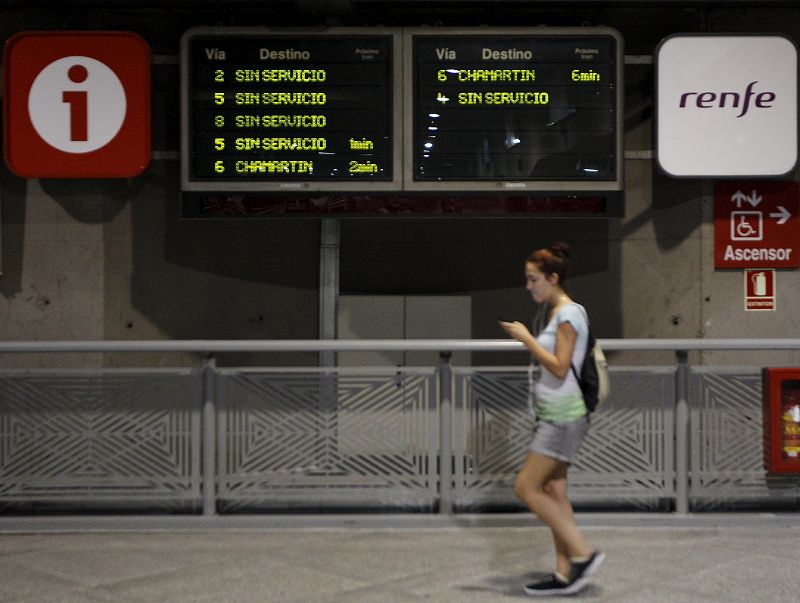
<box><xmin>532</xmin><ymin>302</ymin><xmax>589</xmax><ymax>422</ymax></box>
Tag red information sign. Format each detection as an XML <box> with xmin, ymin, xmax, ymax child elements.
<box><xmin>714</xmin><ymin>182</ymin><xmax>800</xmax><ymax>268</ymax></box>
<box><xmin>3</xmin><ymin>31</ymin><xmax>151</xmax><ymax>178</ymax></box>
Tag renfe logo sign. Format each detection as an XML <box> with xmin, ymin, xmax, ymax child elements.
<box><xmin>678</xmin><ymin>81</ymin><xmax>775</xmax><ymax>118</ymax></box>
<box><xmin>656</xmin><ymin>35</ymin><xmax>797</xmax><ymax>177</ymax></box>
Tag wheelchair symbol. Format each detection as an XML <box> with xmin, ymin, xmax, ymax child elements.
<box><xmin>731</xmin><ymin>211</ymin><xmax>763</xmax><ymax>241</ymax></box>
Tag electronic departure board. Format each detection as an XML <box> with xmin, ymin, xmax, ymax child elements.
<box><xmin>405</xmin><ymin>28</ymin><xmax>623</xmax><ymax>191</ymax></box>
<box><xmin>181</xmin><ymin>27</ymin><xmax>402</xmax><ymax>191</ymax></box>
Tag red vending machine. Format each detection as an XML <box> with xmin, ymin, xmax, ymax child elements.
<box><xmin>763</xmin><ymin>368</ymin><xmax>800</xmax><ymax>474</ymax></box>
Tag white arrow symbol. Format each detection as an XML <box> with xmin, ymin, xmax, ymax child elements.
<box><xmin>769</xmin><ymin>205</ymin><xmax>791</xmax><ymax>225</ymax></box>
<box><xmin>731</xmin><ymin>190</ymin><xmax>748</xmax><ymax>208</ymax></box>
<box><xmin>746</xmin><ymin>190</ymin><xmax>762</xmax><ymax>207</ymax></box>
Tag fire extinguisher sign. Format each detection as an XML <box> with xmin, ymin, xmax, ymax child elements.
<box><xmin>3</xmin><ymin>31</ymin><xmax>151</xmax><ymax>178</ymax></box>
<box><xmin>744</xmin><ymin>269</ymin><xmax>776</xmax><ymax>311</ymax></box>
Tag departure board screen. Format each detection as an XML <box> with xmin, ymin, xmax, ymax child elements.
<box><xmin>406</xmin><ymin>28</ymin><xmax>622</xmax><ymax>191</ymax></box>
<box><xmin>181</xmin><ymin>27</ymin><xmax>401</xmax><ymax>191</ymax></box>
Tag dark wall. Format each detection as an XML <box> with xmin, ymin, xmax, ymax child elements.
<box><xmin>1</xmin><ymin>2</ymin><xmax>798</xmax><ymax>368</ymax></box>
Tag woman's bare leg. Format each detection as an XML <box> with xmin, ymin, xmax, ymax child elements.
<box><xmin>514</xmin><ymin>451</ymin><xmax>591</xmax><ymax>576</ymax></box>
<box><xmin>542</xmin><ymin>464</ymin><xmax>578</xmax><ymax>577</ymax></box>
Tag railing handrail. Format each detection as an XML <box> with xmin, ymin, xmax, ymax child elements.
<box><xmin>0</xmin><ymin>338</ymin><xmax>799</xmax><ymax>353</ymax></box>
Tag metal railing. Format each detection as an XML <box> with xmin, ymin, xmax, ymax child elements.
<box><xmin>1</xmin><ymin>338</ymin><xmax>799</xmax><ymax>519</ymax></box>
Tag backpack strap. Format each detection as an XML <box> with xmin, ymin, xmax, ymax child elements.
<box><xmin>570</xmin><ymin>362</ymin><xmax>581</xmax><ymax>384</ymax></box>
<box><xmin>570</xmin><ymin>304</ymin><xmax>591</xmax><ymax>383</ymax></box>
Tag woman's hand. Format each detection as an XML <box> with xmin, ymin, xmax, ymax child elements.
<box><xmin>499</xmin><ymin>320</ymin><xmax>532</xmax><ymax>343</ymax></box>
<box><xmin>499</xmin><ymin>319</ymin><xmax>576</xmax><ymax>380</ymax></box>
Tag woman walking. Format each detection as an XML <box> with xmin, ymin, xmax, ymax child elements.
<box><xmin>500</xmin><ymin>242</ymin><xmax>604</xmax><ymax>596</ymax></box>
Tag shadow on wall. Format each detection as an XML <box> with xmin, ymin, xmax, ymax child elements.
<box><xmin>651</xmin><ymin>171</ymin><xmax>705</xmax><ymax>249</ymax></box>
<box><xmin>341</xmin><ymin>218</ymin><xmax>611</xmax><ymax>294</ymax></box>
<box><xmin>38</xmin><ymin>178</ymin><xmax>133</xmax><ymax>224</ymax></box>
<box><xmin>124</xmin><ymin>163</ymin><xmax>321</xmax><ymax>365</ymax></box>
<box><xmin>0</xmin><ymin>167</ymin><xmax>27</xmax><ymax>298</ymax></box>
<box><xmin>0</xmin><ymin>169</ymin><xmax>135</xmax><ymax>298</ymax></box>
<box><xmin>339</xmin><ymin>217</ymin><xmax>617</xmax><ymax>366</ymax></box>
<box><xmin>0</xmin><ymin>160</ymin><xmax>322</xmax><ymax>365</ymax></box>
<box><xmin>622</xmin><ymin>157</ymin><xmax>705</xmax><ymax>250</ymax></box>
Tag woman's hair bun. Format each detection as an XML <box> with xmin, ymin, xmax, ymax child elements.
<box><xmin>549</xmin><ymin>242</ymin><xmax>571</xmax><ymax>260</ymax></box>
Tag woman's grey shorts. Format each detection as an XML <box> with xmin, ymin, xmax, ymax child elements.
<box><xmin>528</xmin><ymin>416</ymin><xmax>589</xmax><ymax>464</ymax></box>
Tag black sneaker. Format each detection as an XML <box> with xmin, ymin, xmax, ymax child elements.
<box><xmin>569</xmin><ymin>550</ymin><xmax>606</xmax><ymax>583</ymax></box>
<box><xmin>523</xmin><ymin>573</ymin><xmax>588</xmax><ymax>596</ymax></box>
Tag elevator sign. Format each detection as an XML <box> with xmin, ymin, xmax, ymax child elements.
<box><xmin>714</xmin><ymin>182</ymin><xmax>800</xmax><ymax>269</ymax></box>
<box><xmin>3</xmin><ymin>31</ymin><xmax>151</xmax><ymax>178</ymax></box>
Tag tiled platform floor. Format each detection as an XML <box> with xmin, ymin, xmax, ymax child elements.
<box><xmin>1</xmin><ymin>514</ymin><xmax>799</xmax><ymax>602</ymax></box>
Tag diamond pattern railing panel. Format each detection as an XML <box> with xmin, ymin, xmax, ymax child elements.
<box><xmin>217</xmin><ymin>368</ymin><xmax>438</xmax><ymax>511</ymax></box>
<box><xmin>2</xmin><ymin>360</ymin><xmax>799</xmax><ymax>515</ymax></box>
<box><xmin>690</xmin><ymin>368</ymin><xmax>800</xmax><ymax>510</ymax></box>
<box><xmin>453</xmin><ymin>367</ymin><xmax>675</xmax><ymax>510</ymax></box>
<box><xmin>0</xmin><ymin>370</ymin><xmax>202</xmax><ymax>510</ymax></box>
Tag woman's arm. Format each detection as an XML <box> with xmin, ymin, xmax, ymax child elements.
<box><xmin>500</xmin><ymin>320</ymin><xmax>577</xmax><ymax>380</ymax></box>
